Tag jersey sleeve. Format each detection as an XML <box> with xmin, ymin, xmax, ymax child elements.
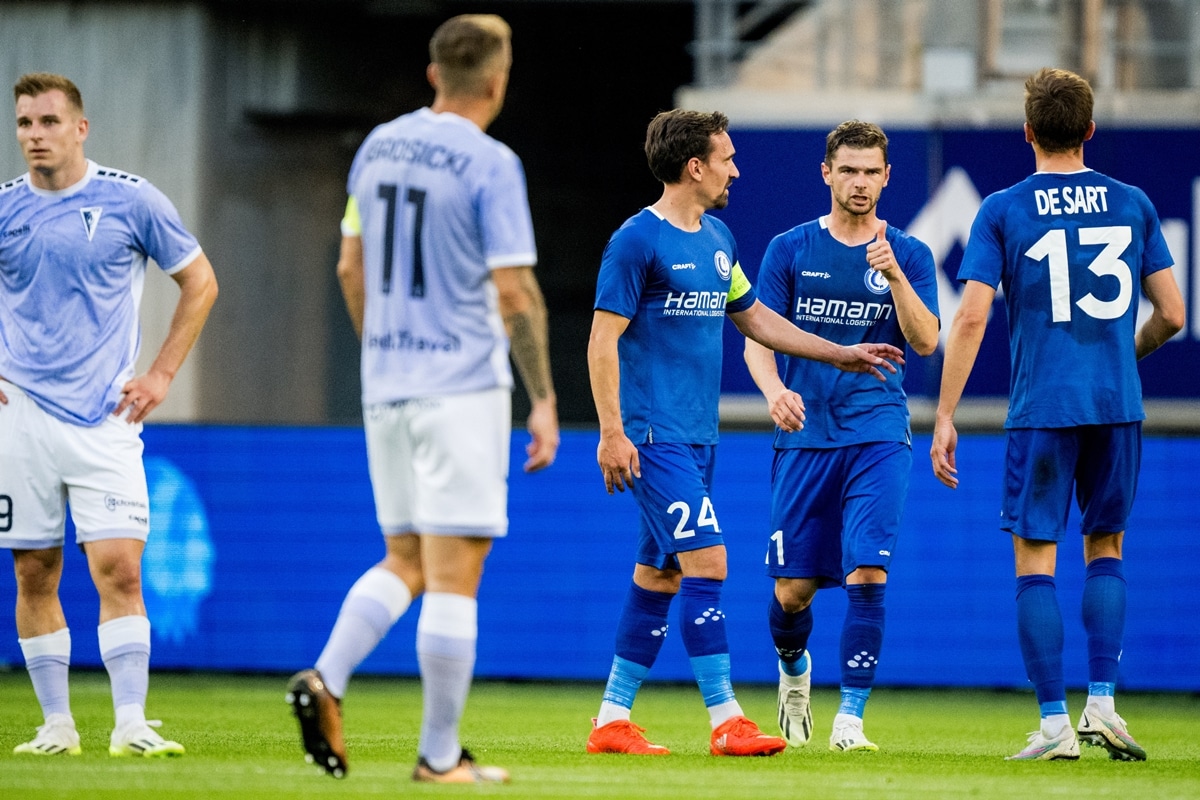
<box><xmin>957</xmin><ymin>193</ymin><xmax>1006</xmax><ymax>289</ymax></box>
<box><xmin>341</xmin><ymin>195</ymin><xmax>362</xmax><ymax>237</ymax></box>
<box><xmin>478</xmin><ymin>149</ymin><xmax>537</xmax><ymax>269</ymax></box>
<box><xmin>594</xmin><ymin>221</ymin><xmax>650</xmax><ymax>320</ymax></box>
<box><xmin>1134</xmin><ymin>187</ymin><xmax>1175</xmax><ymax>278</ymax></box>
<box><xmin>134</xmin><ymin>181</ymin><xmax>202</xmax><ymax>274</ymax></box>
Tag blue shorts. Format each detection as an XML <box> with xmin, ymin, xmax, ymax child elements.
<box><xmin>630</xmin><ymin>443</ymin><xmax>724</xmax><ymax>571</ymax></box>
<box><xmin>765</xmin><ymin>442</ymin><xmax>911</xmax><ymax>587</ymax></box>
<box><xmin>1001</xmin><ymin>423</ymin><xmax>1141</xmax><ymax>541</ymax></box>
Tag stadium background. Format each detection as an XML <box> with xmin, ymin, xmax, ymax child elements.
<box><xmin>0</xmin><ymin>0</ymin><xmax>1197</xmax><ymax>691</ymax></box>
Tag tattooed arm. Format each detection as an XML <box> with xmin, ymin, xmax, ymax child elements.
<box><xmin>493</xmin><ymin>265</ymin><xmax>559</xmax><ymax>472</ymax></box>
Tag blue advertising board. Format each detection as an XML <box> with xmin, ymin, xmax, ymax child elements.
<box><xmin>0</xmin><ymin>426</ymin><xmax>1194</xmax><ymax>692</ymax></box>
<box><xmin>713</xmin><ymin>127</ymin><xmax>1200</xmax><ymax>399</ymax></box>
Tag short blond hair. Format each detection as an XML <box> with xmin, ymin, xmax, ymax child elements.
<box><xmin>14</xmin><ymin>72</ymin><xmax>84</xmax><ymax>113</ymax></box>
<box><xmin>429</xmin><ymin>15</ymin><xmax>511</xmax><ymax>97</ymax></box>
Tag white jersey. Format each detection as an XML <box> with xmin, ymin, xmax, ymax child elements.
<box><xmin>343</xmin><ymin>108</ymin><xmax>537</xmax><ymax>404</ymax></box>
<box><xmin>0</xmin><ymin>161</ymin><xmax>202</xmax><ymax>426</ymax></box>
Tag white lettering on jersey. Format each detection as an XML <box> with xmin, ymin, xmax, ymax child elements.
<box><xmin>1034</xmin><ymin>185</ymin><xmax>1109</xmax><ymax>216</ymax></box>
<box><xmin>793</xmin><ymin>296</ymin><xmax>893</xmax><ymax>326</ymax></box>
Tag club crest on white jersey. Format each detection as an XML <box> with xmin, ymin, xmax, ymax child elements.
<box><xmin>80</xmin><ymin>207</ymin><xmax>103</xmax><ymax>241</ymax></box>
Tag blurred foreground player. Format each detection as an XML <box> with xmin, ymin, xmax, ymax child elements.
<box><xmin>286</xmin><ymin>14</ymin><xmax>558</xmax><ymax>783</ymax></box>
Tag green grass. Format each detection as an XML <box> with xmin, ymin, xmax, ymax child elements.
<box><xmin>1</xmin><ymin>670</ymin><xmax>1198</xmax><ymax>799</ymax></box>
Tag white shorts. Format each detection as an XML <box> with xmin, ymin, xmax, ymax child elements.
<box><xmin>0</xmin><ymin>379</ymin><xmax>150</xmax><ymax>550</ymax></box>
<box><xmin>363</xmin><ymin>387</ymin><xmax>510</xmax><ymax>538</ymax></box>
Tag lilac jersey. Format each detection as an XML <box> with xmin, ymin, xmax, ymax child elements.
<box><xmin>343</xmin><ymin>108</ymin><xmax>537</xmax><ymax>404</ymax></box>
<box><xmin>0</xmin><ymin>160</ymin><xmax>202</xmax><ymax>425</ymax></box>
<box><xmin>959</xmin><ymin>169</ymin><xmax>1174</xmax><ymax>428</ymax></box>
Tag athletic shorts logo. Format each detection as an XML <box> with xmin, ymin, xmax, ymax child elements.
<box><xmin>714</xmin><ymin>250</ymin><xmax>732</xmax><ymax>281</ymax></box>
<box><xmin>863</xmin><ymin>267</ymin><xmax>890</xmax><ymax>295</ymax></box>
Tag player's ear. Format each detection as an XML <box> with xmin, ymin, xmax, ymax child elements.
<box><xmin>1082</xmin><ymin>120</ymin><xmax>1096</xmax><ymax>142</ymax></box>
<box><xmin>426</xmin><ymin>63</ymin><xmax>440</xmax><ymax>92</ymax></box>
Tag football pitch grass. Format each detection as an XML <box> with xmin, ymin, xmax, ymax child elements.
<box><xmin>1</xmin><ymin>671</ymin><xmax>1197</xmax><ymax>799</ymax></box>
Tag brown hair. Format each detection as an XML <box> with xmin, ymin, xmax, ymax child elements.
<box><xmin>1024</xmin><ymin>67</ymin><xmax>1093</xmax><ymax>153</ymax></box>
<box><xmin>13</xmin><ymin>72</ymin><xmax>84</xmax><ymax>113</ymax></box>
<box><xmin>825</xmin><ymin>120</ymin><xmax>888</xmax><ymax>165</ymax></box>
<box><xmin>429</xmin><ymin>14</ymin><xmax>512</xmax><ymax>97</ymax></box>
<box><xmin>644</xmin><ymin>109</ymin><xmax>730</xmax><ymax>184</ymax></box>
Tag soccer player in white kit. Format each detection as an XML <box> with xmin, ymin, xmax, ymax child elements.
<box><xmin>286</xmin><ymin>15</ymin><xmax>558</xmax><ymax>784</ymax></box>
<box><xmin>0</xmin><ymin>73</ymin><xmax>219</xmax><ymax>757</ymax></box>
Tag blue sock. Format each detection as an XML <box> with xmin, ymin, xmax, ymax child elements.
<box><xmin>838</xmin><ymin>686</ymin><xmax>871</xmax><ymax>717</ymax></box>
<box><xmin>1040</xmin><ymin>699</ymin><xmax>1068</xmax><ymax>718</ymax></box>
<box><xmin>1082</xmin><ymin>557</ymin><xmax>1126</xmax><ymax>685</ymax></box>
<box><xmin>679</xmin><ymin>577</ymin><xmax>734</xmax><ymax>707</ymax></box>
<box><xmin>841</xmin><ymin>583</ymin><xmax>885</xmax><ymax>691</ymax></box>
<box><xmin>1015</xmin><ymin>574</ymin><xmax>1066</xmax><ymax>708</ymax></box>
<box><xmin>601</xmin><ymin>583</ymin><xmax>673</xmax><ymax>710</ymax></box>
<box><xmin>768</xmin><ymin>595</ymin><xmax>812</xmax><ymax>676</ymax></box>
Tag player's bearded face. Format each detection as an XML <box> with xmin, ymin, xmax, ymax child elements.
<box><xmin>824</xmin><ymin>146</ymin><xmax>889</xmax><ymax>218</ymax></box>
<box><xmin>702</xmin><ymin>131</ymin><xmax>739</xmax><ymax>210</ymax></box>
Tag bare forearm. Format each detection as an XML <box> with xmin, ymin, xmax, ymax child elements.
<box><xmin>734</xmin><ymin>302</ymin><xmax>841</xmax><ymax>364</ymax></box>
<box><xmin>744</xmin><ymin>339</ymin><xmax>786</xmax><ymax>398</ymax></box>
<box><xmin>888</xmin><ymin>277</ymin><xmax>939</xmax><ymax>357</ymax></box>
<box><xmin>1135</xmin><ymin>310</ymin><xmax>1181</xmax><ymax>360</ymax></box>
<box><xmin>507</xmin><ymin>289</ymin><xmax>555</xmax><ymax>403</ymax></box>
<box><xmin>935</xmin><ymin>317</ymin><xmax>986</xmax><ymax>420</ymax></box>
<box><xmin>150</xmin><ymin>258</ymin><xmax>218</xmax><ymax>381</ymax></box>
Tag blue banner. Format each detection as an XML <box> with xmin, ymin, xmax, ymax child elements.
<box><xmin>0</xmin><ymin>426</ymin><xmax>1194</xmax><ymax>692</ymax></box>
<box><xmin>714</xmin><ymin>127</ymin><xmax>1200</xmax><ymax>399</ymax></box>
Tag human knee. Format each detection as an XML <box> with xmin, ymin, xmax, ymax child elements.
<box><xmin>775</xmin><ymin>579</ymin><xmax>816</xmax><ymax>612</ymax></box>
<box><xmin>13</xmin><ymin>550</ymin><xmax>63</xmax><ymax>597</ymax></box>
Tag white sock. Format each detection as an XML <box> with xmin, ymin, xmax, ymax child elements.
<box><xmin>707</xmin><ymin>699</ymin><xmax>743</xmax><ymax>728</ymax></box>
<box><xmin>19</xmin><ymin>629</ymin><xmax>72</xmax><ymax>719</ymax></box>
<box><xmin>316</xmin><ymin>567</ymin><xmax>412</xmax><ymax>698</ymax></box>
<box><xmin>596</xmin><ymin>701</ymin><xmax>631</xmax><ymax>727</ymax></box>
<box><xmin>416</xmin><ymin>593</ymin><xmax>476</xmax><ymax>772</ymax></box>
<box><xmin>1042</xmin><ymin>713</ymin><xmax>1071</xmax><ymax>736</ymax></box>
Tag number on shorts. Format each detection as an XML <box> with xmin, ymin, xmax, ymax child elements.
<box><xmin>768</xmin><ymin>529</ymin><xmax>784</xmax><ymax>565</ymax></box>
<box><xmin>0</xmin><ymin>495</ymin><xmax>11</xmax><ymax>532</ymax></box>
<box><xmin>667</xmin><ymin>497</ymin><xmax>720</xmax><ymax>540</ymax></box>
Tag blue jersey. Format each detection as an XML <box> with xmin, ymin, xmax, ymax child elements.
<box><xmin>959</xmin><ymin>169</ymin><xmax>1174</xmax><ymax>428</ymax></box>
<box><xmin>594</xmin><ymin>208</ymin><xmax>756</xmax><ymax>445</ymax></box>
<box><xmin>343</xmin><ymin>108</ymin><xmax>537</xmax><ymax>404</ymax></box>
<box><xmin>756</xmin><ymin>217</ymin><xmax>938</xmax><ymax>448</ymax></box>
<box><xmin>0</xmin><ymin>161</ymin><xmax>202</xmax><ymax>426</ymax></box>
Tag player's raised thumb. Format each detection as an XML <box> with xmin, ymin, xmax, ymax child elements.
<box><xmin>876</xmin><ymin>221</ymin><xmax>887</xmax><ymax>242</ymax></box>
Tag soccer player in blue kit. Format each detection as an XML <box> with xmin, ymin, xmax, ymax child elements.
<box><xmin>744</xmin><ymin>121</ymin><xmax>940</xmax><ymax>753</ymax></box>
<box><xmin>1</xmin><ymin>73</ymin><xmax>218</xmax><ymax>757</ymax></box>
<box><xmin>931</xmin><ymin>68</ymin><xmax>1184</xmax><ymax>761</ymax></box>
<box><xmin>586</xmin><ymin>109</ymin><xmax>905</xmax><ymax>757</ymax></box>
<box><xmin>286</xmin><ymin>15</ymin><xmax>557</xmax><ymax>784</ymax></box>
